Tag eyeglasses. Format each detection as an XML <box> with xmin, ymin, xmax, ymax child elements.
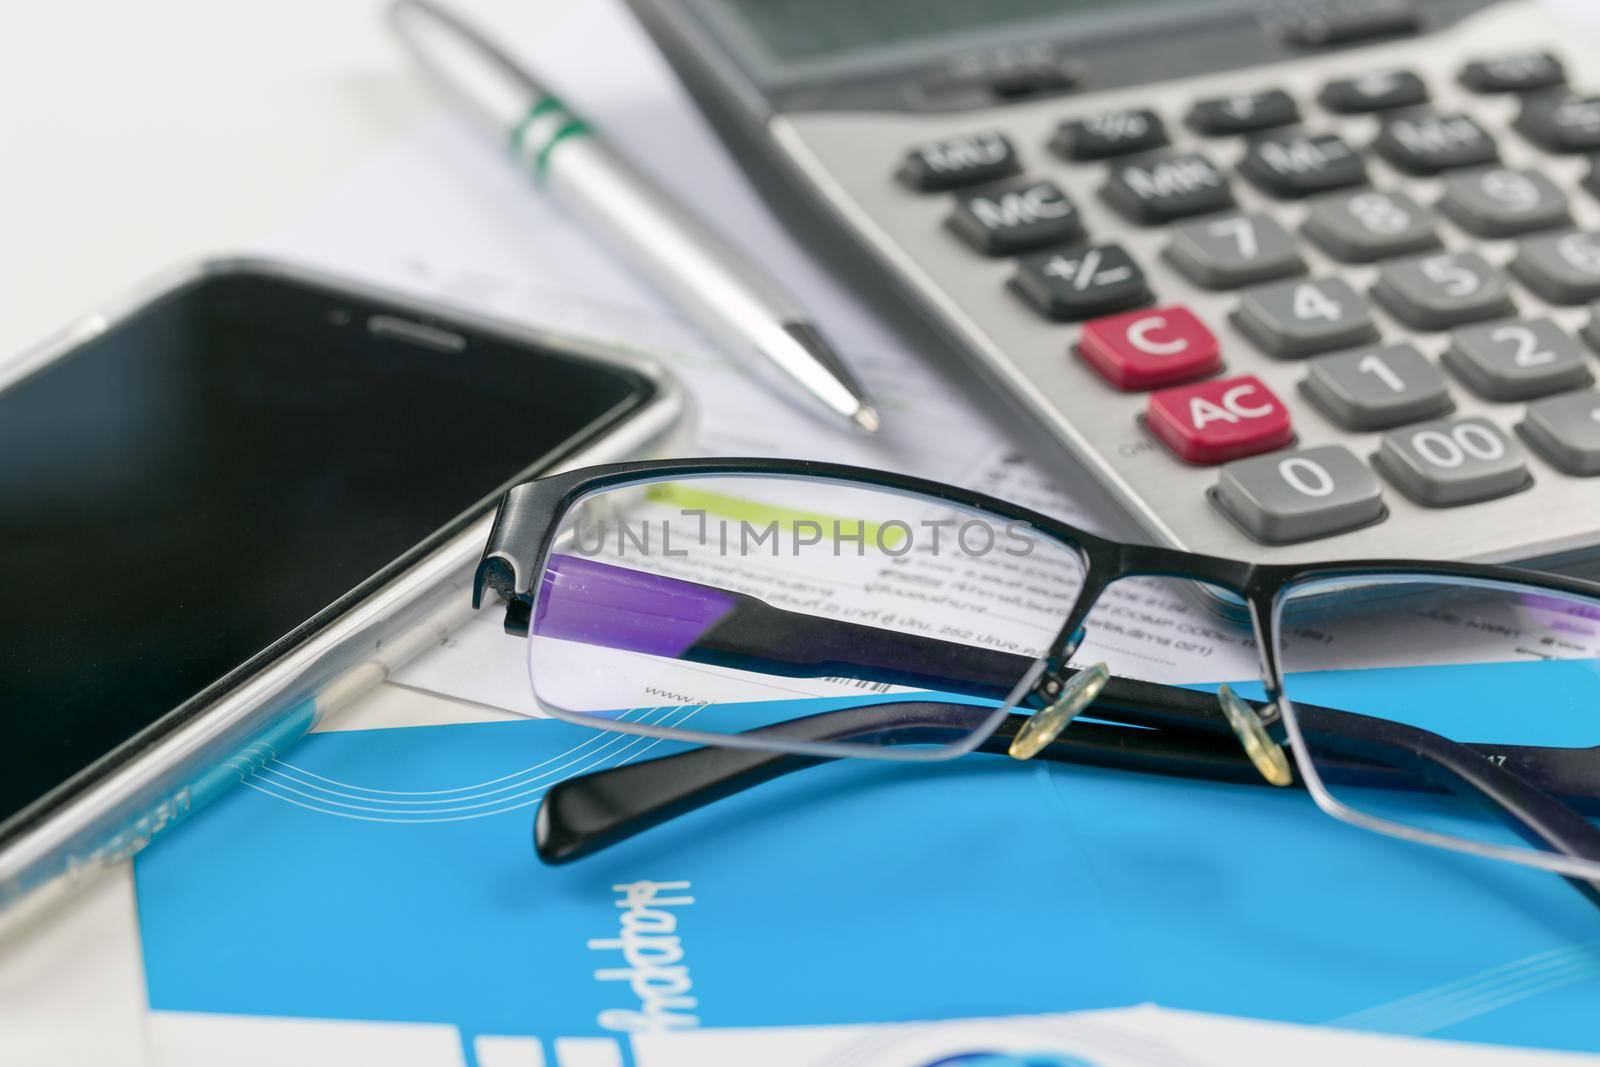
<box><xmin>473</xmin><ymin>459</ymin><xmax>1600</xmax><ymax>902</ymax></box>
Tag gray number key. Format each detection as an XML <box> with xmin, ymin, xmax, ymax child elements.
<box><xmin>1163</xmin><ymin>214</ymin><xmax>1306</xmax><ymax>289</ymax></box>
<box><xmin>1442</xmin><ymin>319</ymin><xmax>1594</xmax><ymax>401</ymax></box>
<box><xmin>1510</xmin><ymin>231</ymin><xmax>1600</xmax><ymax>305</ymax></box>
<box><xmin>1232</xmin><ymin>277</ymin><xmax>1379</xmax><ymax>357</ymax></box>
<box><xmin>1214</xmin><ymin>444</ymin><xmax>1385</xmax><ymax>542</ymax></box>
<box><xmin>1303</xmin><ymin>189</ymin><xmax>1441</xmax><ymax>263</ymax></box>
<box><xmin>1437</xmin><ymin>167</ymin><xmax>1570</xmax><ymax>238</ymax></box>
<box><xmin>1371</xmin><ymin>251</ymin><xmax>1515</xmax><ymax>330</ymax></box>
<box><xmin>1520</xmin><ymin>391</ymin><xmax>1600</xmax><ymax>475</ymax></box>
<box><xmin>1374</xmin><ymin>416</ymin><xmax>1530</xmax><ymax>506</ymax></box>
<box><xmin>1301</xmin><ymin>342</ymin><xmax>1453</xmax><ymax>430</ymax></box>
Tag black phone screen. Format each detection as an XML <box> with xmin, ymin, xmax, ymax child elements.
<box><xmin>0</xmin><ymin>269</ymin><xmax>654</xmax><ymax>829</ymax></box>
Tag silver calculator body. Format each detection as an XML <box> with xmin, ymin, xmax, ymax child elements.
<box><xmin>627</xmin><ymin>0</ymin><xmax>1600</xmax><ymax>567</ymax></box>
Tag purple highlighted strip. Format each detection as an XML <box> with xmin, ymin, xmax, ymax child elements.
<box><xmin>533</xmin><ymin>554</ymin><xmax>736</xmax><ymax>659</ymax></box>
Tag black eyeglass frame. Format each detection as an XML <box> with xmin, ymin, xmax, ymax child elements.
<box><xmin>473</xmin><ymin>457</ymin><xmax>1600</xmax><ymax>895</ymax></box>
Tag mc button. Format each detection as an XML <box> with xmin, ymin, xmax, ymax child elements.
<box><xmin>1146</xmin><ymin>374</ymin><xmax>1293</xmax><ymax>464</ymax></box>
<box><xmin>1078</xmin><ymin>306</ymin><xmax>1221</xmax><ymax>390</ymax></box>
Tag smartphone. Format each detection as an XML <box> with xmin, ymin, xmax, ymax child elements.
<box><xmin>0</xmin><ymin>257</ymin><xmax>687</xmax><ymax>918</ymax></box>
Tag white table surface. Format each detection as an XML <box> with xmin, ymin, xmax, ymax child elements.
<box><xmin>0</xmin><ymin>0</ymin><xmax>563</xmax><ymax>359</ymax></box>
<box><xmin>0</xmin><ymin>3</ymin><xmax>561</xmax><ymax>1064</ymax></box>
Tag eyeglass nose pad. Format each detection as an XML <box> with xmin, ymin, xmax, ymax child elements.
<box><xmin>1009</xmin><ymin>661</ymin><xmax>1110</xmax><ymax>760</ymax></box>
<box><xmin>1217</xmin><ymin>684</ymin><xmax>1293</xmax><ymax>787</ymax></box>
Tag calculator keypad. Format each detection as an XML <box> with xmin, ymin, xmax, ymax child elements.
<box><xmin>1460</xmin><ymin>51</ymin><xmax>1565</xmax><ymax>94</ymax></box>
<box><xmin>1052</xmin><ymin>108</ymin><xmax>1169</xmax><ymax>160</ymax></box>
<box><xmin>1513</xmin><ymin>94</ymin><xmax>1600</xmax><ymax>154</ymax></box>
<box><xmin>1302</xmin><ymin>189</ymin><xmax>1441</xmax><ymax>262</ymax></box>
<box><xmin>1077</xmin><ymin>305</ymin><xmax>1220</xmax><ymax>390</ymax></box>
<box><xmin>1442</xmin><ymin>319</ymin><xmax>1594</xmax><ymax>401</ymax></box>
<box><xmin>1240</xmin><ymin>132</ymin><xmax>1368</xmax><ymax>199</ymax></box>
<box><xmin>1233</xmin><ymin>277</ymin><xmax>1378</xmax><ymax>357</ymax></box>
<box><xmin>1374</xmin><ymin>113</ymin><xmax>1499</xmax><ymax>174</ymax></box>
<box><xmin>1509</xmin><ymin>231</ymin><xmax>1600</xmax><ymax>304</ymax></box>
<box><xmin>1186</xmin><ymin>89</ymin><xmax>1300</xmax><ymax>136</ymax></box>
<box><xmin>1010</xmin><ymin>244</ymin><xmax>1151</xmax><ymax>320</ymax></box>
<box><xmin>1101</xmin><ymin>152</ymin><xmax>1235</xmax><ymax>223</ymax></box>
<box><xmin>1370</xmin><ymin>251</ymin><xmax>1514</xmax><ymax>329</ymax></box>
<box><xmin>1146</xmin><ymin>375</ymin><xmax>1293</xmax><ymax>464</ymax></box>
<box><xmin>1318</xmin><ymin>70</ymin><xmax>1430</xmax><ymax>113</ymax></box>
<box><xmin>1300</xmin><ymin>343</ymin><xmax>1453</xmax><ymax>430</ymax></box>
<box><xmin>1162</xmin><ymin>214</ymin><xmax>1305</xmax><ymax>289</ymax></box>
<box><xmin>1214</xmin><ymin>444</ymin><xmax>1385</xmax><ymax>542</ymax></box>
<box><xmin>1436</xmin><ymin>167</ymin><xmax>1570</xmax><ymax>238</ymax></box>
<box><xmin>1520</xmin><ymin>391</ymin><xmax>1600</xmax><ymax>475</ymax></box>
<box><xmin>1375</xmin><ymin>416</ymin><xmax>1530</xmax><ymax>506</ymax></box>
<box><xmin>946</xmin><ymin>179</ymin><xmax>1084</xmax><ymax>255</ymax></box>
<box><xmin>897</xmin><ymin>132</ymin><xmax>1021</xmax><ymax>191</ymax></box>
<box><xmin>831</xmin><ymin>13</ymin><xmax>1600</xmax><ymax>563</ymax></box>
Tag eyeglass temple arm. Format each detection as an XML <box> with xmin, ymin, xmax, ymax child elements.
<box><xmin>686</xmin><ymin>599</ymin><xmax>1600</xmax><ymax>806</ymax></box>
<box><xmin>534</xmin><ymin>697</ymin><xmax>1266</xmax><ymax>865</ymax></box>
<box><xmin>537</xmin><ymin>686</ymin><xmax>1600</xmax><ymax>904</ymax></box>
<box><xmin>1297</xmin><ymin>709</ymin><xmax>1600</xmax><ymax>905</ymax></box>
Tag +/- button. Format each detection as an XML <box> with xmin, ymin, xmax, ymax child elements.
<box><xmin>1146</xmin><ymin>374</ymin><xmax>1293</xmax><ymax>464</ymax></box>
<box><xmin>1009</xmin><ymin>243</ymin><xmax>1152</xmax><ymax>321</ymax></box>
<box><xmin>1077</xmin><ymin>306</ymin><xmax>1221</xmax><ymax>390</ymax></box>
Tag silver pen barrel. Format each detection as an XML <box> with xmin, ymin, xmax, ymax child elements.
<box><xmin>388</xmin><ymin>0</ymin><xmax>879</xmax><ymax>432</ymax></box>
<box><xmin>538</xmin><ymin>134</ymin><xmax>875</xmax><ymax>429</ymax></box>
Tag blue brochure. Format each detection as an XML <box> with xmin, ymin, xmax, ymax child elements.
<box><xmin>135</xmin><ymin>707</ymin><xmax>1600</xmax><ymax>1065</ymax></box>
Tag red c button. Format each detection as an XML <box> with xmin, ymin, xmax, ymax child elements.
<box><xmin>1078</xmin><ymin>305</ymin><xmax>1221</xmax><ymax>390</ymax></box>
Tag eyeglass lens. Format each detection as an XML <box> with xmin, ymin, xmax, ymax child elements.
<box><xmin>525</xmin><ymin>474</ymin><xmax>1087</xmax><ymax>756</ymax></box>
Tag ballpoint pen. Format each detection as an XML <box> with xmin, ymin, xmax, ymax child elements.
<box><xmin>389</xmin><ymin>0</ymin><xmax>882</xmax><ymax>433</ymax></box>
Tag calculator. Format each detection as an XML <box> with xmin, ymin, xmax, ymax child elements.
<box><xmin>627</xmin><ymin>0</ymin><xmax>1600</xmax><ymax>567</ymax></box>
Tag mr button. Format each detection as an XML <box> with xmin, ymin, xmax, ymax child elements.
<box><xmin>1146</xmin><ymin>375</ymin><xmax>1292</xmax><ymax>464</ymax></box>
<box><xmin>1078</xmin><ymin>306</ymin><xmax>1221</xmax><ymax>390</ymax></box>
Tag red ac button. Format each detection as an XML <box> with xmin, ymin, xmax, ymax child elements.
<box><xmin>1078</xmin><ymin>305</ymin><xmax>1221</xmax><ymax>390</ymax></box>
<box><xmin>1146</xmin><ymin>374</ymin><xmax>1293</xmax><ymax>464</ymax></box>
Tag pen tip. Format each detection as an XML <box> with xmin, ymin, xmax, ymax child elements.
<box><xmin>850</xmin><ymin>405</ymin><xmax>881</xmax><ymax>434</ymax></box>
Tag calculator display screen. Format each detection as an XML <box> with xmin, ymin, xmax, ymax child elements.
<box><xmin>717</xmin><ymin>0</ymin><xmax>1177</xmax><ymax>64</ymax></box>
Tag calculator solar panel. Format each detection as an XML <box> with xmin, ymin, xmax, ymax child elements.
<box><xmin>631</xmin><ymin>0</ymin><xmax>1600</xmax><ymax>566</ymax></box>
